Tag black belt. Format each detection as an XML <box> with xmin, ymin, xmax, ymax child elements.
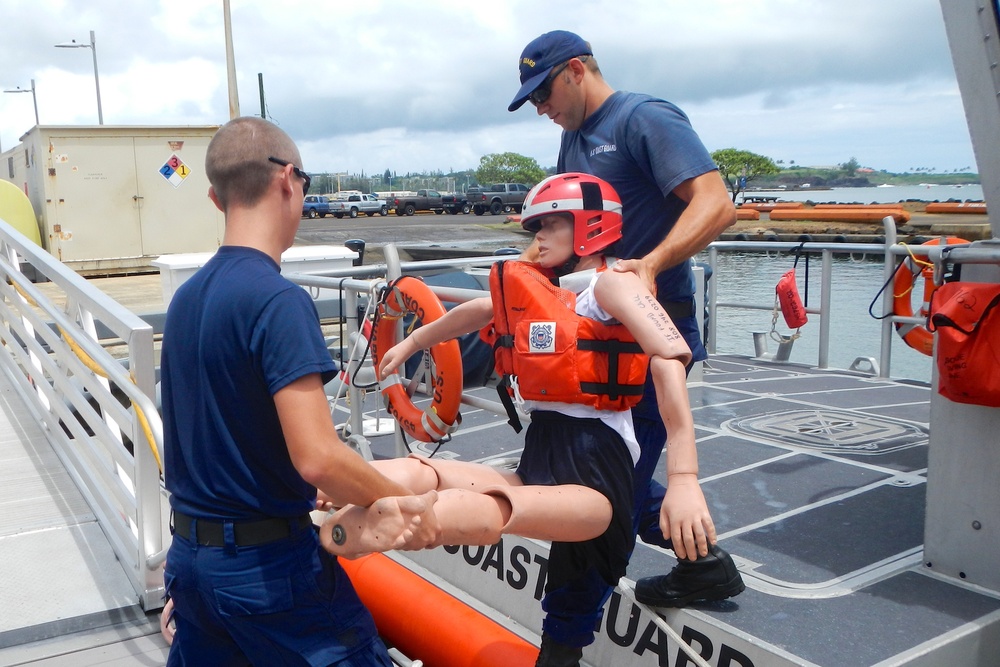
<box><xmin>171</xmin><ymin>510</ymin><xmax>312</xmax><ymax>547</ymax></box>
<box><xmin>662</xmin><ymin>298</ymin><xmax>694</xmax><ymax>321</ymax></box>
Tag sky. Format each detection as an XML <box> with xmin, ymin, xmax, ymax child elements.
<box><xmin>0</xmin><ymin>0</ymin><xmax>979</xmax><ymax>180</ymax></box>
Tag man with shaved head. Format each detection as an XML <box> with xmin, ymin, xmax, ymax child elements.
<box><xmin>161</xmin><ymin>117</ymin><xmax>439</xmax><ymax>665</ymax></box>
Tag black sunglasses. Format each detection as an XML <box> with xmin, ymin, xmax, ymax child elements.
<box><xmin>529</xmin><ymin>61</ymin><xmax>571</xmax><ymax>107</ymax></box>
<box><xmin>268</xmin><ymin>156</ymin><xmax>311</xmax><ymax>195</ymax></box>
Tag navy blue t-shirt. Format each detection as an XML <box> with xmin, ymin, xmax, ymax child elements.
<box><xmin>558</xmin><ymin>91</ymin><xmax>717</xmax><ymax>304</ymax></box>
<box><xmin>162</xmin><ymin>245</ymin><xmax>336</xmax><ymax>520</ymax></box>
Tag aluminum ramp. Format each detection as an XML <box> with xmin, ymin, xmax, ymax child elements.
<box><xmin>0</xmin><ymin>368</ymin><xmax>140</xmax><ymax>651</ymax></box>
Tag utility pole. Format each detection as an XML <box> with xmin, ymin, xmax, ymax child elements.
<box><xmin>223</xmin><ymin>0</ymin><xmax>240</xmax><ymax>118</ymax></box>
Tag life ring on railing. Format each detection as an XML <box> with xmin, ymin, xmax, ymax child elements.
<box><xmin>371</xmin><ymin>276</ymin><xmax>463</xmax><ymax>442</ymax></box>
<box><xmin>891</xmin><ymin>236</ymin><xmax>969</xmax><ymax>355</ymax></box>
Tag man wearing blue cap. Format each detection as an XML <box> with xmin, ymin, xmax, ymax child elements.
<box><xmin>510</xmin><ymin>30</ymin><xmax>743</xmax><ymax>666</ymax></box>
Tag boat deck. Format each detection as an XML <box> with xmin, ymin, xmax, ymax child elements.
<box><xmin>626</xmin><ymin>357</ymin><xmax>1000</xmax><ymax>666</ymax></box>
<box><xmin>358</xmin><ymin>355</ymin><xmax>1000</xmax><ymax>666</ymax></box>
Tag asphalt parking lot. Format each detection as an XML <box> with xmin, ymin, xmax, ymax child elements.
<box><xmin>295</xmin><ymin>211</ymin><xmax>531</xmax><ymax>263</ymax></box>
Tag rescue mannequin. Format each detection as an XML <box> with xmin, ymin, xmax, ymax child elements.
<box><xmin>321</xmin><ymin>174</ymin><xmax>724</xmax><ymax>623</ymax></box>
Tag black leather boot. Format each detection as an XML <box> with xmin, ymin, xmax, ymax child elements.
<box><xmin>535</xmin><ymin>632</ymin><xmax>584</xmax><ymax>667</ymax></box>
<box><xmin>634</xmin><ymin>544</ymin><xmax>745</xmax><ymax>607</ymax></box>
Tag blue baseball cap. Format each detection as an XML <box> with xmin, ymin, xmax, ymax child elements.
<box><xmin>508</xmin><ymin>30</ymin><xmax>592</xmax><ymax>112</ymax></box>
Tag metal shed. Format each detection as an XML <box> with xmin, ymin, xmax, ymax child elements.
<box><xmin>1</xmin><ymin>125</ymin><xmax>224</xmax><ymax>274</ymax></box>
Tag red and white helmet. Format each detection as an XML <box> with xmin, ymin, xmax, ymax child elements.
<box><xmin>521</xmin><ymin>173</ymin><xmax>623</xmax><ymax>256</ymax></box>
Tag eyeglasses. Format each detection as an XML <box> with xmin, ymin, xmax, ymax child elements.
<box><xmin>528</xmin><ymin>56</ymin><xmax>588</xmax><ymax>107</ymax></box>
<box><xmin>528</xmin><ymin>61</ymin><xmax>570</xmax><ymax>107</ymax></box>
<box><xmin>268</xmin><ymin>156</ymin><xmax>311</xmax><ymax>195</ymax></box>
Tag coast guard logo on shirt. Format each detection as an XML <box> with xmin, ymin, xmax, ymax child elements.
<box><xmin>529</xmin><ymin>322</ymin><xmax>556</xmax><ymax>353</ymax></box>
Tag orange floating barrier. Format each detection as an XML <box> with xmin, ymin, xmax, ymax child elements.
<box><xmin>739</xmin><ymin>201</ymin><xmax>804</xmax><ymax>212</ymax></box>
<box><xmin>768</xmin><ymin>208</ymin><xmax>911</xmax><ymax>224</ymax></box>
<box><xmin>924</xmin><ymin>202</ymin><xmax>987</xmax><ymax>214</ymax></box>
<box><xmin>340</xmin><ymin>554</ymin><xmax>538</xmax><ymax>667</ymax></box>
<box><xmin>736</xmin><ymin>208</ymin><xmax>760</xmax><ymax>220</ymax></box>
<box><xmin>815</xmin><ymin>203</ymin><xmax>906</xmax><ymax>211</ymax></box>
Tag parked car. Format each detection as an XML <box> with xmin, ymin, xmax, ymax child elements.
<box><xmin>302</xmin><ymin>195</ymin><xmax>333</xmax><ymax>218</ymax></box>
<box><xmin>393</xmin><ymin>189</ymin><xmax>445</xmax><ymax>216</ymax></box>
<box><xmin>333</xmin><ymin>194</ymin><xmax>389</xmax><ymax>218</ymax></box>
<box><xmin>442</xmin><ymin>192</ymin><xmax>471</xmax><ymax>215</ymax></box>
<box><xmin>466</xmin><ymin>183</ymin><xmax>531</xmax><ymax>216</ymax></box>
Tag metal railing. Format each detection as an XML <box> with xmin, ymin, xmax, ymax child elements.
<box><xmin>292</xmin><ymin>225</ymin><xmax>969</xmax><ymax>405</ymax></box>
<box><xmin>703</xmin><ymin>218</ymin><xmax>996</xmax><ymax>379</ymax></box>
<box><xmin>0</xmin><ymin>217</ymin><xmax>165</xmax><ymax>610</ymax></box>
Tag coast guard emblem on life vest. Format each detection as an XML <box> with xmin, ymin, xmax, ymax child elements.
<box><xmin>529</xmin><ymin>322</ymin><xmax>556</xmax><ymax>353</ymax></box>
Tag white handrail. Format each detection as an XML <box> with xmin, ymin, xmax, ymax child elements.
<box><xmin>0</xmin><ymin>216</ymin><xmax>165</xmax><ymax>611</ymax></box>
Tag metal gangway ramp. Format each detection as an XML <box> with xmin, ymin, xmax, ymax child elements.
<box><xmin>0</xmin><ymin>216</ymin><xmax>168</xmax><ymax>661</ymax></box>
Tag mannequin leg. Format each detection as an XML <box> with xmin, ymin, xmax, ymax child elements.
<box><xmin>487</xmin><ymin>484</ymin><xmax>612</xmax><ymax>542</ymax></box>
<box><xmin>321</xmin><ymin>484</ymin><xmax>612</xmax><ymax>558</ymax></box>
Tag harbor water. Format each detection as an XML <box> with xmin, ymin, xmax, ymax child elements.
<box><xmin>748</xmin><ymin>183</ymin><xmax>983</xmax><ymax>204</ymax></box>
<box><xmin>711</xmin><ymin>182</ymin><xmax>985</xmax><ymax>382</ymax></box>
<box><xmin>697</xmin><ymin>250</ymin><xmax>934</xmax><ymax>383</ymax></box>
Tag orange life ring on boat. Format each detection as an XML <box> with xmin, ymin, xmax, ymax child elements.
<box><xmin>371</xmin><ymin>276</ymin><xmax>463</xmax><ymax>442</ymax></box>
<box><xmin>891</xmin><ymin>237</ymin><xmax>969</xmax><ymax>355</ymax></box>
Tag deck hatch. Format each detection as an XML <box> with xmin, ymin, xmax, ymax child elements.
<box><xmin>727</xmin><ymin>409</ymin><xmax>927</xmax><ymax>454</ymax></box>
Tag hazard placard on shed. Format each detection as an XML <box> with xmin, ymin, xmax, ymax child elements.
<box><xmin>159</xmin><ymin>153</ymin><xmax>190</xmax><ymax>187</ymax></box>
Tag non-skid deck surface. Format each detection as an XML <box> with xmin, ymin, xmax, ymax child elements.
<box><xmin>357</xmin><ymin>356</ymin><xmax>1000</xmax><ymax>666</ymax></box>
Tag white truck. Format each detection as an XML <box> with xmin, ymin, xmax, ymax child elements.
<box><xmin>332</xmin><ymin>193</ymin><xmax>389</xmax><ymax>218</ymax></box>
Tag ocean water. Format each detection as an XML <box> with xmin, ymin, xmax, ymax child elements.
<box><xmin>749</xmin><ymin>183</ymin><xmax>983</xmax><ymax>205</ymax></box>
<box><xmin>704</xmin><ymin>182</ymin><xmax>984</xmax><ymax>383</ymax></box>
<box><xmin>696</xmin><ymin>250</ymin><xmax>934</xmax><ymax>383</ymax></box>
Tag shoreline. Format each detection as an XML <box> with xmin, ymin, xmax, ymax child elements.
<box><xmin>726</xmin><ymin>200</ymin><xmax>992</xmax><ymax>242</ymax></box>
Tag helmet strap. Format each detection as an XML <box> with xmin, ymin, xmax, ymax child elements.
<box><xmin>552</xmin><ymin>254</ymin><xmax>581</xmax><ymax>277</ymax></box>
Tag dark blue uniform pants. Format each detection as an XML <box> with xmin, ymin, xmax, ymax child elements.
<box><xmin>165</xmin><ymin>522</ymin><xmax>392</xmax><ymax>666</ymax></box>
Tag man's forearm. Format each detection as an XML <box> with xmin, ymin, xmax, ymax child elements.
<box><xmin>644</xmin><ymin>173</ymin><xmax>736</xmax><ymax>275</ymax></box>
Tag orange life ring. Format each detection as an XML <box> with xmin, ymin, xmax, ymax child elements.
<box><xmin>891</xmin><ymin>237</ymin><xmax>969</xmax><ymax>355</ymax></box>
<box><xmin>371</xmin><ymin>276</ymin><xmax>463</xmax><ymax>442</ymax></box>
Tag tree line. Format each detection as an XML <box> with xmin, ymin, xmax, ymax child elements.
<box><xmin>309</xmin><ymin>153</ymin><xmax>547</xmax><ymax>195</ymax></box>
<box><xmin>311</xmin><ymin>149</ymin><xmax>977</xmax><ymax>200</ymax></box>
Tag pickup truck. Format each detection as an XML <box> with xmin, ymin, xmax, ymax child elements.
<box><xmin>441</xmin><ymin>193</ymin><xmax>471</xmax><ymax>215</ymax></box>
<box><xmin>393</xmin><ymin>189</ymin><xmax>446</xmax><ymax>216</ymax></box>
<box><xmin>466</xmin><ymin>183</ymin><xmax>531</xmax><ymax>216</ymax></box>
<box><xmin>332</xmin><ymin>194</ymin><xmax>389</xmax><ymax>218</ymax></box>
<box><xmin>302</xmin><ymin>195</ymin><xmax>333</xmax><ymax>218</ymax></box>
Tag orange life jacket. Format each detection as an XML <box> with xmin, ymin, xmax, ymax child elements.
<box><xmin>480</xmin><ymin>260</ymin><xmax>649</xmax><ymax>411</ymax></box>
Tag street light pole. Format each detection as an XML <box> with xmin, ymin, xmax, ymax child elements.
<box><xmin>3</xmin><ymin>78</ymin><xmax>40</xmax><ymax>126</ymax></box>
<box><xmin>54</xmin><ymin>30</ymin><xmax>103</xmax><ymax>125</ymax></box>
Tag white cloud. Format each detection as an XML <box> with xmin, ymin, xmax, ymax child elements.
<box><xmin>0</xmin><ymin>0</ymin><xmax>977</xmax><ymax>174</ymax></box>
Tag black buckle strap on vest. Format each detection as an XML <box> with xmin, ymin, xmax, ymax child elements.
<box><xmin>171</xmin><ymin>511</ymin><xmax>312</xmax><ymax>547</ymax></box>
<box><xmin>495</xmin><ymin>376</ymin><xmax>523</xmax><ymax>433</ymax></box>
<box><xmin>577</xmin><ymin>338</ymin><xmax>645</xmax><ymax>400</ymax></box>
<box><xmin>495</xmin><ymin>334</ymin><xmax>514</xmax><ymax>350</ymax></box>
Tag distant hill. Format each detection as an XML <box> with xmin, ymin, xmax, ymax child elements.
<box><xmin>756</xmin><ymin>168</ymin><xmax>979</xmax><ymax>189</ymax></box>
